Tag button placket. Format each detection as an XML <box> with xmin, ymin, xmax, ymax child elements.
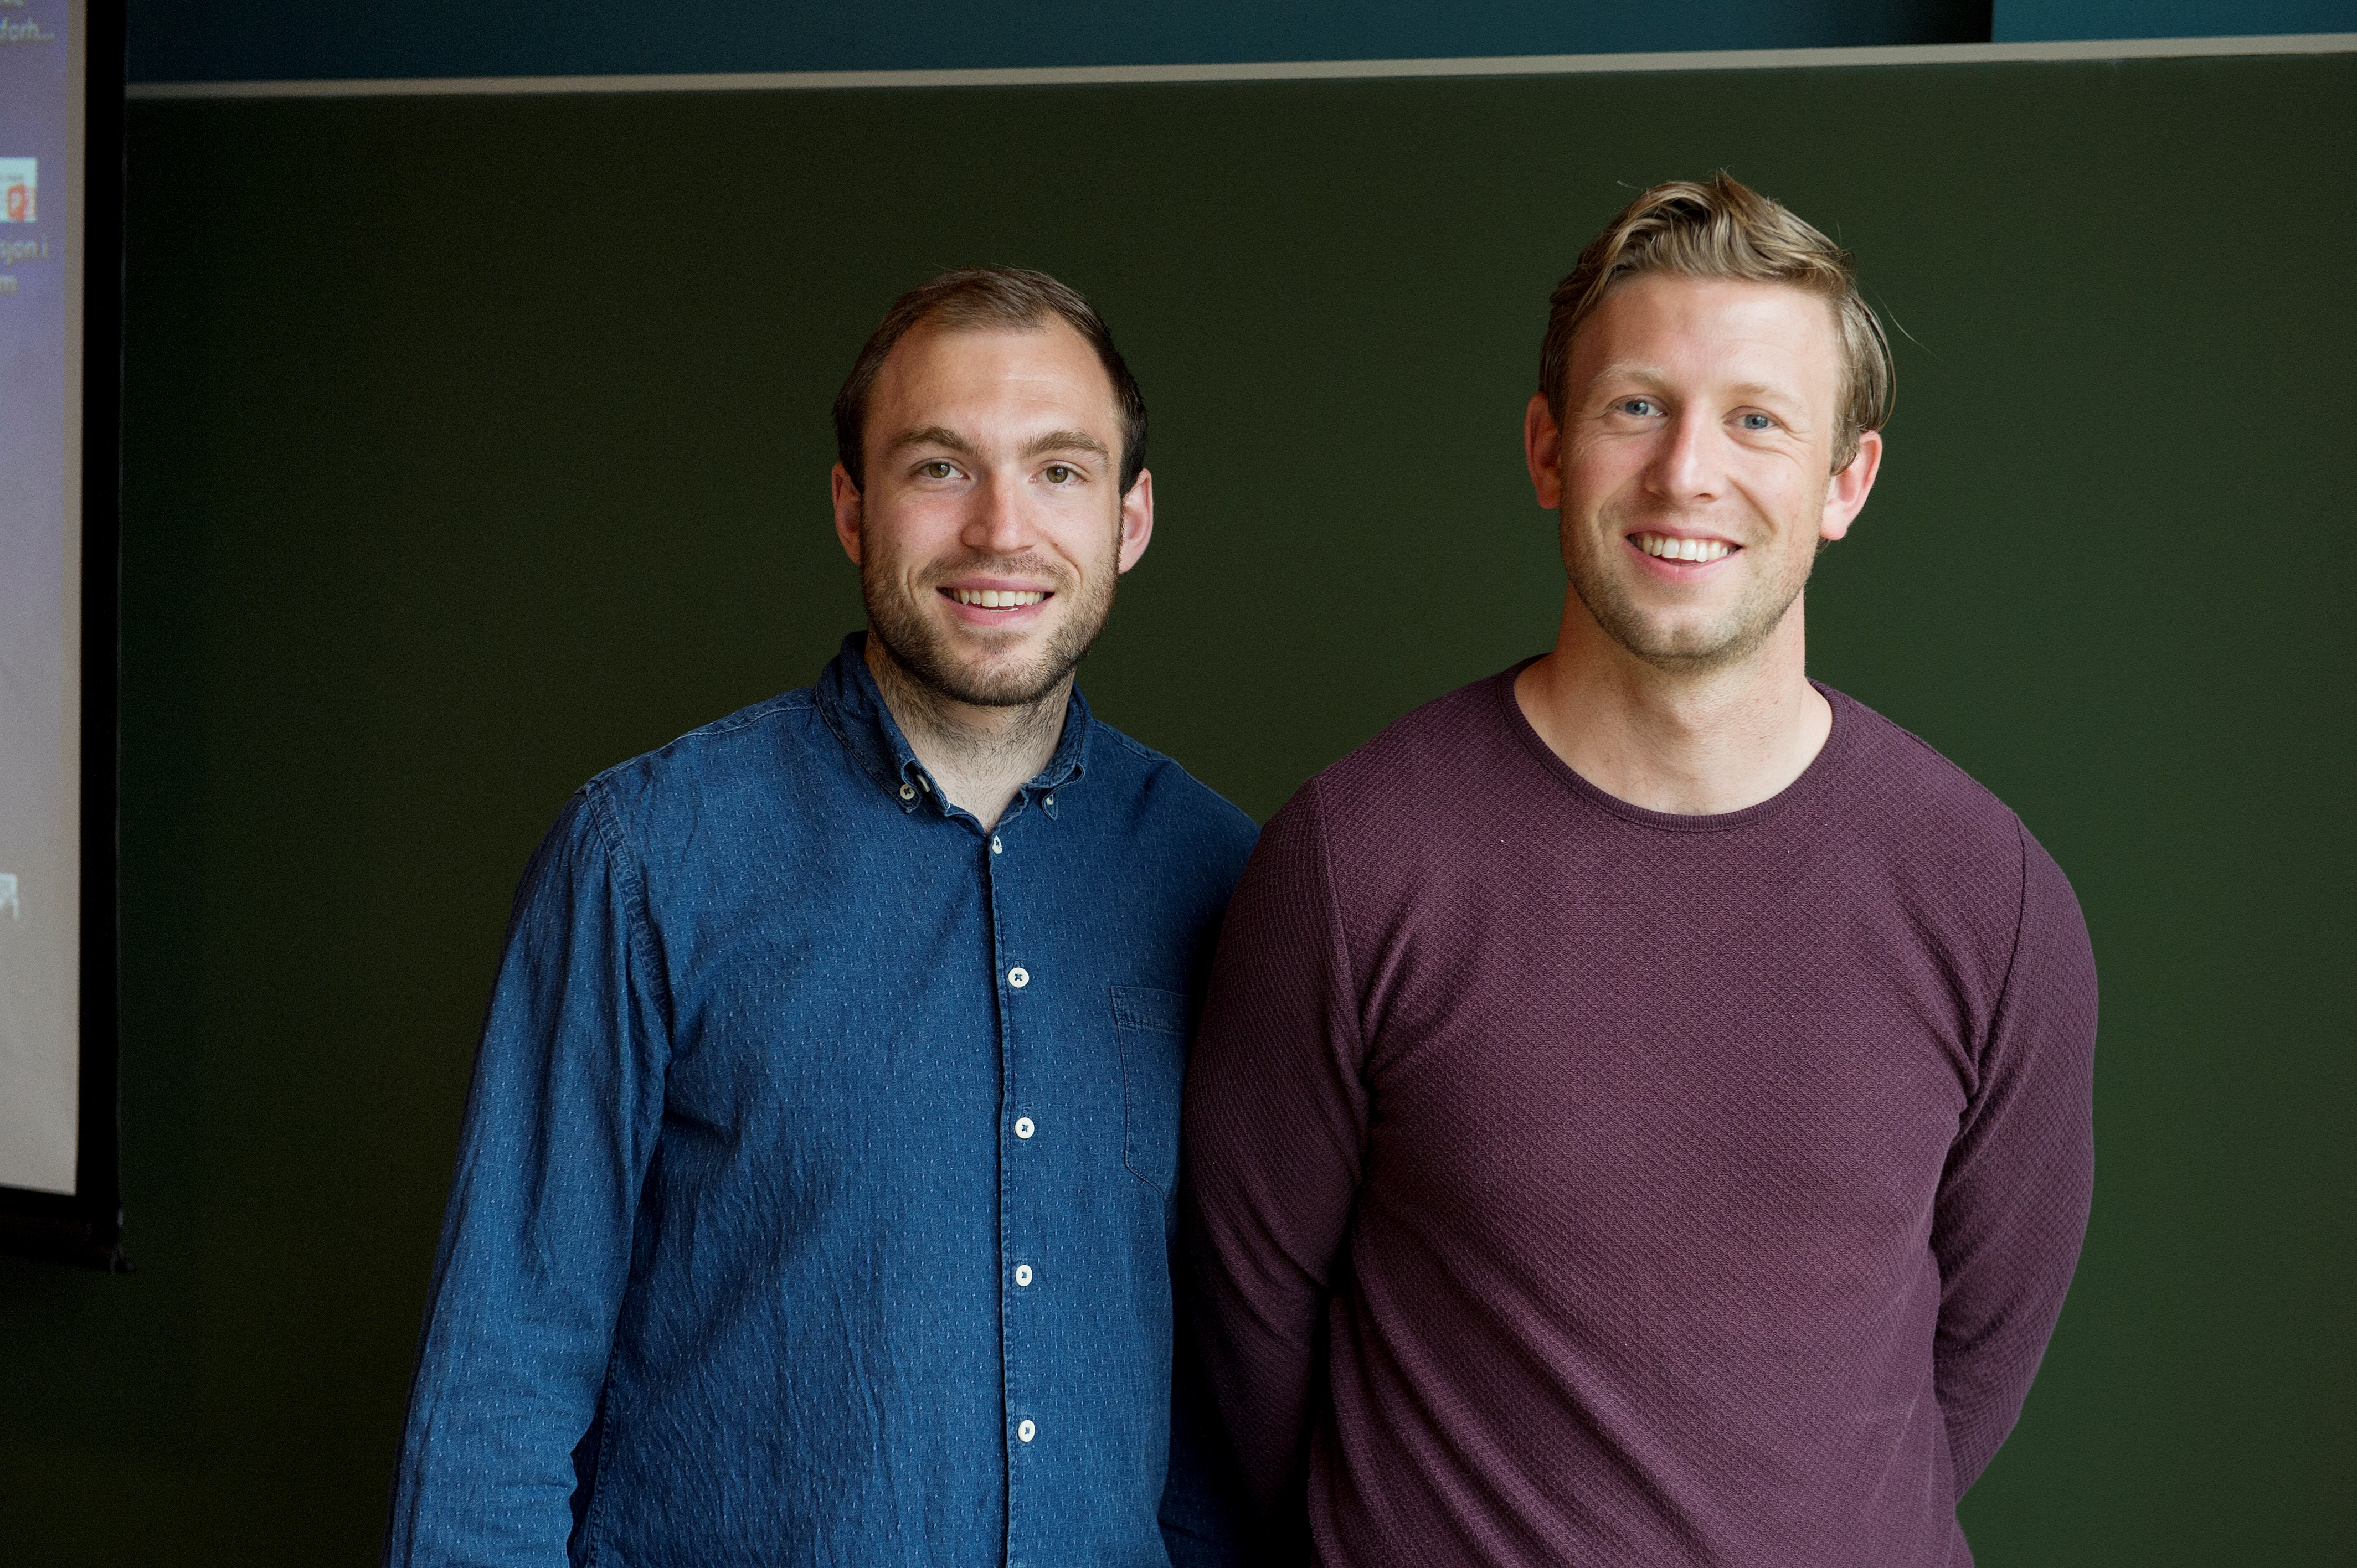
<box><xmin>986</xmin><ymin>849</ymin><xmax>1047</xmax><ymax>1534</ymax></box>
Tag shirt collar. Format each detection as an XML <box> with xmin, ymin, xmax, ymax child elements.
<box><xmin>816</xmin><ymin>631</ymin><xmax>1093</xmax><ymax>818</ymax></box>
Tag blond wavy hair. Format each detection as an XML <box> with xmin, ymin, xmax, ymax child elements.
<box><xmin>1540</xmin><ymin>174</ymin><xmax>1895</xmax><ymax>470</ymax></box>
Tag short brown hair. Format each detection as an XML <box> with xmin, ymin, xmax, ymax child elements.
<box><xmin>833</xmin><ymin>265</ymin><xmax>1148</xmax><ymax>493</ymax></box>
<box><xmin>1539</xmin><ymin>174</ymin><xmax>1895</xmax><ymax>470</ymax></box>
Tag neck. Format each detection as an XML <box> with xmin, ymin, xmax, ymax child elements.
<box><xmin>1512</xmin><ymin>591</ymin><xmax>1830</xmax><ymax>816</ymax></box>
<box><xmin>866</xmin><ymin>633</ymin><xmax>1068</xmax><ymax>831</ymax></box>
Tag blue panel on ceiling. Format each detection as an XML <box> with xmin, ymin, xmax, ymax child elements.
<box><xmin>1995</xmin><ymin>0</ymin><xmax>2357</xmax><ymax>39</ymax></box>
<box><xmin>126</xmin><ymin>0</ymin><xmax>1997</xmax><ymax>84</ymax></box>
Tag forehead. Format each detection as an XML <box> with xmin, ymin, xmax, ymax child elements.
<box><xmin>1573</xmin><ymin>274</ymin><xmax>1841</xmax><ymax>394</ymax></box>
<box><xmin>869</xmin><ymin>320</ymin><xmax>1119</xmax><ymax>434</ymax></box>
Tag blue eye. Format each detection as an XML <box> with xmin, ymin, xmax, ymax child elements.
<box><xmin>1619</xmin><ymin>398</ymin><xmax>1661</xmax><ymax>417</ymax></box>
<box><xmin>1737</xmin><ymin>413</ymin><xmax>1775</xmax><ymax>431</ymax></box>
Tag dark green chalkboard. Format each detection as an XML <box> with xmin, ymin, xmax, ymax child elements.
<box><xmin>1</xmin><ymin>51</ymin><xmax>2349</xmax><ymax>1563</ymax></box>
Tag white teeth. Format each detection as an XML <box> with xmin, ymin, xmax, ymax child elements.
<box><xmin>950</xmin><ymin>588</ymin><xmax>1047</xmax><ymax>608</ymax></box>
<box><xmin>1634</xmin><ymin>533</ymin><xmax>1732</xmax><ymax>563</ymax></box>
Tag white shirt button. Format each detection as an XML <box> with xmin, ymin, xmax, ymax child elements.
<box><xmin>1043</xmin><ymin>795</ymin><xmax>1054</xmax><ymax>807</ymax></box>
<box><xmin>1007</xmin><ymin>966</ymin><xmax>1029</xmax><ymax>989</ymax></box>
<box><xmin>1014</xmin><ymin>1263</ymin><xmax>1033</xmax><ymax>1287</ymax></box>
<box><xmin>1013</xmin><ymin>1117</ymin><xmax>1035</xmax><ymax>1140</ymax></box>
<box><xmin>990</xmin><ymin>835</ymin><xmax>1003</xmax><ymax>854</ymax></box>
<box><xmin>898</xmin><ymin>783</ymin><xmax>915</xmax><ymax>800</ymax></box>
<box><xmin>1017</xmin><ymin>1419</ymin><xmax>1036</xmax><ymax>1443</ymax></box>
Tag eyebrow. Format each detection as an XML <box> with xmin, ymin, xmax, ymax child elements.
<box><xmin>885</xmin><ymin>425</ymin><xmax>982</xmax><ymax>460</ymax></box>
<box><xmin>1591</xmin><ymin>359</ymin><xmax>1670</xmax><ymax>388</ymax></box>
<box><xmin>1020</xmin><ymin>429</ymin><xmax>1111</xmax><ymax>462</ymax></box>
<box><xmin>883</xmin><ymin>425</ymin><xmax>1112</xmax><ymax>465</ymax></box>
<box><xmin>1588</xmin><ymin>363</ymin><xmax>1804</xmax><ymax>408</ymax></box>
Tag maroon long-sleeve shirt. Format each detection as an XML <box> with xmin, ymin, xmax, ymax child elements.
<box><xmin>1182</xmin><ymin>669</ymin><xmax>2097</xmax><ymax>1566</ymax></box>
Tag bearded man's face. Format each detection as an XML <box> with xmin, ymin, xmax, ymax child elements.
<box><xmin>836</xmin><ymin>321</ymin><xmax>1148</xmax><ymax>708</ymax></box>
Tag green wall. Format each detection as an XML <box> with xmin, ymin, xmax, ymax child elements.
<box><xmin>3</xmin><ymin>51</ymin><xmax>2351</xmax><ymax>1562</ymax></box>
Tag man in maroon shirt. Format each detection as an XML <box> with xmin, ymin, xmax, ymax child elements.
<box><xmin>1181</xmin><ymin>175</ymin><xmax>2097</xmax><ymax>1566</ymax></box>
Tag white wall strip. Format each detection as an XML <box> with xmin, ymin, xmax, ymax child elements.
<box><xmin>126</xmin><ymin>32</ymin><xmax>2357</xmax><ymax>101</ymax></box>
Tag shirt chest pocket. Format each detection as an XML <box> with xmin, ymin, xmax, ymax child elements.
<box><xmin>1110</xmin><ymin>985</ymin><xmax>1195</xmax><ymax>1198</ymax></box>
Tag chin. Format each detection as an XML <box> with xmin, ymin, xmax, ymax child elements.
<box><xmin>941</xmin><ymin>653</ymin><xmax>1067</xmax><ymax>706</ymax></box>
<box><xmin>894</xmin><ymin>616</ymin><xmax>1082</xmax><ymax>708</ymax></box>
<box><xmin>1632</xmin><ymin>612</ymin><xmax>1782</xmax><ymax>670</ymax></box>
<box><xmin>1633</xmin><ymin>606</ymin><xmax>1732</xmax><ymax>649</ymax></box>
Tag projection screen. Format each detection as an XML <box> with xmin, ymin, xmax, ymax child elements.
<box><xmin>0</xmin><ymin>0</ymin><xmax>123</xmax><ymax>1268</ymax></box>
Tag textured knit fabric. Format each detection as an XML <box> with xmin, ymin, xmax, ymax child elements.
<box><xmin>1181</xmin><ymin>668</ymin><xmax>2097</xmax><ymax>1567</ymax></box>
<box><xmin>385</xmin><ymin>633</ymin><xmax>1258</xmax><ymax>1568</ymax></box>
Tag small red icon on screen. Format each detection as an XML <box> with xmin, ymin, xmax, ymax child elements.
<box><xmin>0</xmin><ymin>159</ymin><xmax>35</xmax><ymax>223</ymax></box>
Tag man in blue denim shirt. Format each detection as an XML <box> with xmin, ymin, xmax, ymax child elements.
<box><xmin>385</xmin><ymin>267</ymin><xmax>1257</xmax><ymax>1567</ymax></box>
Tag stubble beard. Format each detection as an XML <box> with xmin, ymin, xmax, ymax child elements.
<box><xmin>861</xmin><ymin>537</ymin><xmax>1119</xmax><ymax>711</ymax></box>
<box><xmin>1562</xmin><ymin>500</ymin><xmax>1816</xmax><ymax>675</ymax></box>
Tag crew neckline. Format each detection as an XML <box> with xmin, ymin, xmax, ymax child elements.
<box><xmin>1493</xmin><ymin>660</ymin><xmax>1852</xmax><ymax>834</ymax></box>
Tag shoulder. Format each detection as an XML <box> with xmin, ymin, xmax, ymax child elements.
<box><xmin>1087</xmin><ymin>718</ymin><xmax>1260</xmax><ymax>873</ymax></box>
<box><xmin>572</xmin><ymin>688</ymin><xmax>829</xmax><ymax>838</ymax></box>
<box><xmin>1818</xmin><ymin>687</ymin><xmax>2077</xmax><ymax>945</ymax></box>
<box><xmin>1267</xmin><ymin>670</ymin><xmax>1521</xmax><ymax>849</ymax></box>
<box><xmin>1827</xmin><ymin>689</ymin><xmax>2005</xmax><ymax>806</ymax></box>
<box><xmin>1823</xmin><ymin>688</ymin><xmax>2030</xmax><ymax>856</ymax></box>
<box><xmin>1222</xmin><ymin>674</ymin><xmax>1531</xmax><ymax>947</ymax></box>
<box><xmin>1824</xmin><ymin>692</ymin><xmax>2097</xmax><ymax>1067</ymax></box>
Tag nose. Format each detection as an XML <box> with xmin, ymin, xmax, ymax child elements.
<box><xmin>1648</xmin><ymin>408</ymin><xmax>1725</xmax><ymax>507</ymax></box>
<box><xmin>963</xmin><ymin>470</ymin><xmax>1036</xmax><ymax>558</ymax></box>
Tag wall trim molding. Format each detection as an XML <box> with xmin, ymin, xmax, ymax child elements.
<box><xmin>126</xmin><ymin>31</ymin><xmax>2357</xmax><ymax>100</ymax></box>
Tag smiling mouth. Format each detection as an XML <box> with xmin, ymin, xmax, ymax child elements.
<box><xmin>1632</xmin><ymin>532</ymin><xmax>1736</xmax><ymax>564</ymax></box>
<box><xmin>945</xmin><ymin>587</ymin><xmax>1049</xmax><ymax>609</ymax></box>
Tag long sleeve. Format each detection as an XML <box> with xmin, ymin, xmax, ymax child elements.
<box><xmin>384</xmin><ymin>785</ymin><xmax>672</xmax><ymax>1567</ymax></box>
<box><xmin>1932</xmin><ymin>826</ymin><xmax>2099</xmax><ymax>1493</ymax></box>
<box><xmin>1179</xmin><ymin>785</ymin><xmax>1369</xmax><ymax>1560</ymax></box>
<box><xmin>1157</xmin><ymin>1325</ymin><xmax>1249</xmax><ymax>1568</ymax></box>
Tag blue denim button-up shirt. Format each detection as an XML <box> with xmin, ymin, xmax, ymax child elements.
<box><xmin>385</xmin><ymin>633</ymin><xmax>1257</xmax><ymax>1567</ymax></box>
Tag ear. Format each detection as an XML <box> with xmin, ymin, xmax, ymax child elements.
<box><xmin>1820</xmin><ymin>429</ymin><xmax>1883</xmax><ymax>543</ymax></box>
<box><xmin>1524</xmin><ymin>393</ymin><xmax>1566</xmax><ymax>510</ymax></box>
<box><xmin>831</xmin><ymin>463</ymin><xmax>864</xmax><ymax>565</ymax></box>
<box><xmin>1116</xmin><ymin>468</ymin><xmax>1155</xmax><ymax>574</ymax></box>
